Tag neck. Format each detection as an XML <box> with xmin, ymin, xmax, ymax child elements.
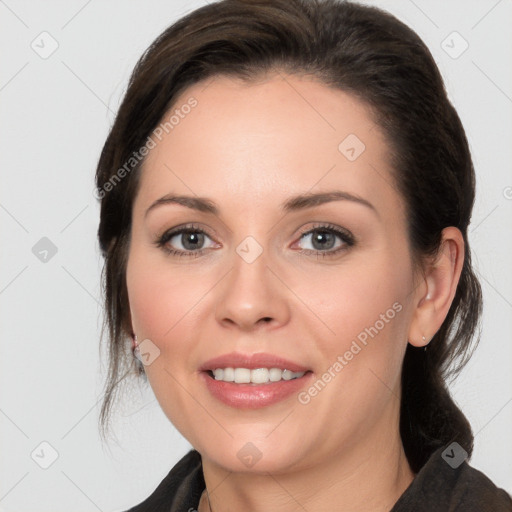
<box><xmin>198</xmin><ymin>418</ymin><xmax>414</xmax><ymax>512</ymax></box>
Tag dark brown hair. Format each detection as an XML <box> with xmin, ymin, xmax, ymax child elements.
<box><xmin>95</xmin><ymin>0</ymin><xmax>482</xmax><ymax>473</ymax></box>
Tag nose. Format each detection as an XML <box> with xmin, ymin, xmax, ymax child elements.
<box><xmin>214</xmin><ymin>245</ymin><xmax>291</xmax><ymax>332</ymax></box>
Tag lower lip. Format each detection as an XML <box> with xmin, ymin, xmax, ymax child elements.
<box><xmin>200</xmin><ymin>371</ymin><xmax>314</xmax><ymax>409</ymax></box>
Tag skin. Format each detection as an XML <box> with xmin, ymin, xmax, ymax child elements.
<box><xmin>126</xmin><ymin>72</ymin><xmax>464</xmax><ymax>512</ymax></box>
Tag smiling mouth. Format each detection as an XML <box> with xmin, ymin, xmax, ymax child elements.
<box><xmin>205</xmin><ymin>368</ymin><xmax>313</xmax><ymax>385</ymax></box>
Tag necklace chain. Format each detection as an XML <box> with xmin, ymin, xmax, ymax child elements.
<box><xmin>202</xmin><ymin>487</ymin><xmax>212</xmax><ymax>512</ymax></box>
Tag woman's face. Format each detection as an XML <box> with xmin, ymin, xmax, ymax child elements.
<box><xmin>126</xmin><ymin>72</ymin><xmax>421</xmax><ymax>473</ymax></box>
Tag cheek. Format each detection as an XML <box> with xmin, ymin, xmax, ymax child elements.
<box><xmin>292</xmin><ymin>258</ymin><xmax>409</xmax><ymax>439</ymax></box>
<box><xmin>294</xmin><ymin>250</ymin><xmax>407</xmax><ymax>341</ymax></box>
<box><xmin>293</xmin><ymin>249</ymin><xmax>410</xmax><ymax>399</ymax></box>
<box><xmin>125</xmin><ymin>249</ymin><xmax>203</xmax><ymax>425</ymax></box>
<box><xmin>126</xmin><ymin>248</ymin><xmax>200</xmax><ymax>341</ymax></box>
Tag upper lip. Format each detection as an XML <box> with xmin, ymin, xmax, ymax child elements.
<box><xmin>200</xmin><ymin>352</ymin><xmax>311</xmax><ymax>373</ymax></box>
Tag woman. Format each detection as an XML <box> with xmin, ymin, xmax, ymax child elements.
<box><xmin>95</xmin><ymin>0</ymin><xmax>512</xmax><ymax>510</ymax></box>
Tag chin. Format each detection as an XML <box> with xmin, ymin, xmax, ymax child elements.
<box><xmin>196</xmin><ymin>433</ymin><xmax>310</xmax><ymax>474</ymax></box>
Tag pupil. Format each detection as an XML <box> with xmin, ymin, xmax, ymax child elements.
<box><xmin>182</xmin><ymin>232</ymin><xmax>204</xmax><ymax>250</ymax></box>
<box><xmin>312</xmin><ymin>230</ymin><xmax>334</xmax><ymax>250</ymax></box>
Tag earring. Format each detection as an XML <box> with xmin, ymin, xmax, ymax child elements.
<box><xmin>132</xmin><ymin>334</ymin><xmax>143</xmax><ymax>363</ymax></box>
<box><xmin>132</xmin><ymin>335</ymin><xmax>145</xmax><ymax>372</ymax></box>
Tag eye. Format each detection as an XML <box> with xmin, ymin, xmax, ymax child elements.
<box><xmin>295</xmin><ymin>223</ymin><xmax>355</xmax><ymax>256</ymax></box>
<box><xmin>155</xmin><ymin>224</ymin><xmax>218</xmax><ymax>257</ymax></box>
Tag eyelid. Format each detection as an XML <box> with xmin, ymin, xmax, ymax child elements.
<box><xmin>295</xmin><ymin>222</ymin><xmax>355</xmax><ymax>244</ymax></box>
<box><xmin>156</xmin><ymin>223</ymin><xmax>217</xmax><ymax>242</ymax></box>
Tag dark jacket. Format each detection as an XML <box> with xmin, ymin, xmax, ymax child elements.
<box><xmin>126</xmin><ymin>446</ymin><xmax>512</xmax><ymax>511</ymax></box>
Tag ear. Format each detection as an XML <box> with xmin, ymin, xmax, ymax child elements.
<box><xmin>408</xmin><ymin>226</ymin><xmax>465</xmax><ymax>348</ymax></box>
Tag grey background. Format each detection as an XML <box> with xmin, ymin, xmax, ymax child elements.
<box><xmin>1</xmin><ymin>0</ymin><xmax>511</xmax><ymax>510</ymax></box>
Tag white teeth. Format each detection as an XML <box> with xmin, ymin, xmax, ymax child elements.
<box><xmin>212</xmin><ymin>367</ymin><xmax>306</xmax><ymax>384</ymax></box>
<box><xmin>269</xmin><ymin>368</ymin><xmax>282</xmax><ymax>382</ymax></box>
<box><xmin>223</xmin><ymin>367</ymin><xmax>235</xmax><ymax>382</ymax></box>
<box><xmin>251</xmin><ymin>368</ymin><xmax>269</xmax><ymax>384</ymax></box>
<box><xmin>213</xmin><ymin>368</ymin><xmax>224</xmax><ymax>381</ymax></box>
<box><xmin>234</xmin><ymin>368</ymin><xmax>251</xmax><ymax>383</ymax></box>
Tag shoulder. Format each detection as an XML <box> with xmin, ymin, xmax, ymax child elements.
<box><xmin>453</xmin><ymin>461</ymin><xmax>512</xmax><ymax>510</ymax></box>
<box><xmin>124</xmin><ymin>449</ymin><xmax>205</xmax><ymax>512</ymax></box>
<box><xmin>392</xmin><ymin>445</ymin><xmax>512</xmax><ymax>512</ymax></box>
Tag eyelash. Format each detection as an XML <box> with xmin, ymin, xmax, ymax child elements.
<box><xmin>154</xmin><ymin>222</ymin><xmax>356</xmax><ymax>259</ymax></box>
<box><xmin>154</xmin><ymin>223</ymin><xmax>212</xmax><ymax>259</ymax></box>
<box><xmin>296</xmin><ymin>223</ymin><xmax>355</xmax><ymax>258</ymax></box>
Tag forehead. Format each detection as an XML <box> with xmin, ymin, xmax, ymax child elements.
<box><xmin>136</xmin><ymin>72</ymin><xmax>404</xmax><ymax>220</ymax></box>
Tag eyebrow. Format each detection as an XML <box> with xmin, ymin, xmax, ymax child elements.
<box><xmin>144</xmin><ymin>190</ymin><xmax>378</xmax><ymax>218</ymax></box>
<box><xmin>283</xmin><ymin>191</ymin><xmax>378</xmax><ymax>216</ymax></box>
